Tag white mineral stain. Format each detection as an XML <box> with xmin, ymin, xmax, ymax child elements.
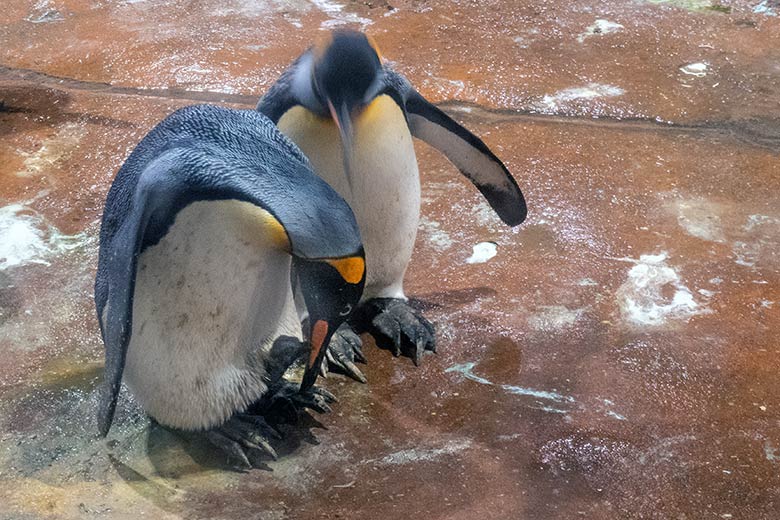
<box><xmin>502</xmin><ymin>384</ymin><xmax>575</xmax><ymax>403</ymax></box>
<box><xmin>577</xmin><ymin>19</ymin><xmax>624</xmax><ymax>43</ymax></box>
<box><xmin>446</xmin><ymin>362</ymin><xmax>493</xmax><ymax>386</ymax></box>
<box><xmin>600</xmin><ymin>399</ymin><xmax>627</xmax><ymax>421</ymax></box>
<box><xmin>754</xmin><ymin>0</ymin><xmax>778</xmax><ymax>16</ymax></box>
<box><xmin>25</xmin><ymin>0</ymin><xmax>64</xmax><ymax>23</ymax></box>
<box><xmin>743</xmin><ymin>214</ymin><xmax>780</xmax><ymax>231</ymax></box>
<box><xmin>374</xmin><ymin>439</ymin><xmax>472</xmax><ymax>465</ymax></box>
<box><xmin>311</xmin><ymin>0</ymin><xmax>371</xmax><ymax>28</ymax></box>
<box><xmin>578</xmin><ymin>278</ymin><xmax>598</xmax><ymax>286</ymax></box>
<box><xmin>675</xmin><ymin>199</ymin><xmax>725</xmax><ymax>242</ymax></box>
<box><xmin>445</xmin><ymin>362</ymin><xmax>576</xmax><ymax>404</ymax></box>
<box><xmin>418</xmin><ymin>217</ymin><xmax>454</xmax><ymax>252</ymax></box>
<box><xmin>531</xmin><ymin>405</ymin><xmax>568</xmax><ymax>414</ymax></box>
<box><xmin>614</xmin><ymin>252</ymin><xmax>708</xmax><ymax>326</ymax></box>
<box><xmin>271</xmin><ymin>441</ymin><xmax>351</xmax><ymax>493</ymax></box>
<box><xmin>766</xmin><ymin>442</ymin><xmax>780</xmax><ymax>462</ymax></box>
<box><xmin>473</xmin><ymin>200</ymin><xmax>504</xmax><ymax>230</ymax></box>
<box><xmin>645</xmin><ymin>0</ymin><xmax>713</xmax><ymax>10</ymax></box>
<box><xmin>533</xmin><ymin>83</ymin><xmax>625</xmax><ymax>112</ymax></box>
<box><xmin>680</xmin><ymin>62</ymin><xmax>709</xmax><ymax>77</ymax></box>
<box><xmin>527</xmin><ymin>305</ymin><xmax>583</xmax><ymax>331</ymax></box>
<box><xmin>0</xmin><ymin>203</ymin><xmax>89</xmax><ymax>270</ymax></box>
<box><xmin>18</xmin><ymin>122</ymin><xmax>87</xmax><ymax>178</ymax></box>
<box><xmin>465</xmin><ymin>241</ymin><xmax>497</xmax><ymax>264</ymax></box>
<box><xmin>732</xmin><ymin>241</ymin><xmax>759</xmax><ymax>267</ymax></box>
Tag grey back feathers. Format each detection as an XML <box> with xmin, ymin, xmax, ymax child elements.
<box><xmin>95</xmin><ymin>105</ymin><xmax>361</xmax><ymax>435</ymax></box>
<box><xmin>98</xmin><ymin>105</ymin><xmax>360</xmax><ymax>262</ymax></box>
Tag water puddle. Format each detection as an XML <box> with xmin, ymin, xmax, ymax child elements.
<box><xmin>0</xmin><ymin>203</ymin><xmax>91</xmax><ymax>271</ymax></box>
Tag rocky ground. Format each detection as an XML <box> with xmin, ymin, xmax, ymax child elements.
<box><xmin>1</xmin><ymin>0</ymin><xmax>779</xmax><ymax>518</ymax></box>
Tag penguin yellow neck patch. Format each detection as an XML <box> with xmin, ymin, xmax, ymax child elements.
<box><xmin>258</xmin><ymin>210</ymin><xmax>290</xmax><ymax>251</ymax></box>
<box><xmin>326</xmin><ymin>256</ymin><xmax>365</xmax><ymax>284</ymax></box>
<box><xmin>357</xmin><ymin>95</ymin><xmax>396</xmax><ymax>126</ymax></box>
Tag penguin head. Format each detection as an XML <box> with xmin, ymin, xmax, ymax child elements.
<box><xmin>293</xmin><ymin>250</ymin><xmax>366</xmax><ymax>390</ymax></box>
<box><xmin>311</xmin><ymin>30</ymin><xmax>384</xmax><ymax>118</ymax></box>
<box><xmin>302</xmin><ymin>30</ymin><xmax>385</xmax><ymax>189</ymax></box>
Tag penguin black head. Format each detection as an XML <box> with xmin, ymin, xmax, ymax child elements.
<box><xmin>294</xmin><ymin>250</ymin><xmax>366</xmax><ymax>390</ymax></box>
<box><xmin>311</xmin><ymin>30</ymin><xmax>384</xmax><ymax>118</ymax></box>
<box><xmin>303</xmin><ymin>30</ymin><xmax>385</xmax><ymax>189</ymax></box>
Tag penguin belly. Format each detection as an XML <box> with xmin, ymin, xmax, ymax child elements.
<box><xmin>123</xmin><ymin>200</ymin><xmax>302</xmax><ymax>431</ymax></box>
<box><xmin>277</xmin><ymin>95</ymin><xmax>420</xmax><ymax>300</ymax></box>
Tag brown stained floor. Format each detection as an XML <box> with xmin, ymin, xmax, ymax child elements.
<box><xmin>1</xmin><ymin>0</ymin><xmax>779</xmax><ymax>519</ymax></box>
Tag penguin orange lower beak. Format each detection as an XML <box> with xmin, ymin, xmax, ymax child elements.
<box><xmin>328</xmin><ymin>100</ymin><xmax>355</xmax><ymax>193</ymax></box>
<box><xmin>301</xmin><ymin>319</ymin><xmax>330</xmax><ymax>391</ymax></box>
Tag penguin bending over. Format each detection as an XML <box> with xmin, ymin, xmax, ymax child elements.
<box><xmin>257</xmin><ymin>30</ymin><xmax>526</xmax><ymax>380</ymax></box>
<box><xmin>95</xmin><ymin>104</ymin><xmax>365</xmax><ymax>467</ymax></box>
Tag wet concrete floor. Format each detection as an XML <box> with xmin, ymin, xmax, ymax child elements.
<box><xmin>1</xmin><ymin>0</ymin><xmax>779</xmax><ymax>518</ymax></box>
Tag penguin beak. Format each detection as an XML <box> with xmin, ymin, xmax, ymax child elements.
<box><xmin>328</xmin><ymin>99</ymin><xmax>355</xmax><ymax>194</ymax></box>
<box><xmin>301</xmin><ymin>318</ymin><xmax>333</xmax><ymax>391</ymax></box>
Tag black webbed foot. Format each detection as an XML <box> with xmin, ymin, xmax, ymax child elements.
<box><xmin>323</xmin><ymin>323</ymin><xmax>367</xmax><ymax>383</ymax></box>
<box><xmin>250</xmin><ymin>381</ymin><xmax>337</xmax><ymax>424</ymax></box>
<box><xmin>353</xmin><ymin>297</ymin><xmax>436</xmax><ymax>366</ymax></box>
<box><xmin>204</xmin><ymin>412</ymin><xmax>281</xmax><ymax>470</ymax></box>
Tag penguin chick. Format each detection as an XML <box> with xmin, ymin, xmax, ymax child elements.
<box><xmin>95</xmin><ymin>104</ymin><xmax>365</xmax><ymax>468</ymax></box>
<box><xmin>257</xmin><ymin>30</ymin><xmax>526</xmax><ymax>378</ymax></box>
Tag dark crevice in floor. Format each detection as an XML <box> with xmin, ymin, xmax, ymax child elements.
<box><xmin>2</xmin><ymin>64</ymin><xmax>779</xmax><ymax>153</ymax></box>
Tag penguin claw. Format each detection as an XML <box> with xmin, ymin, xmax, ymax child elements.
<box><xmin>236</xmin><ymin>413</ymin><xmax>282</xmax><ymax>440</ymax></box>
<box><xmin>413</xmin><ymin>337</ymin><xmax>425</xmax><ymax>367</ymax></box>
<box><xmin>204</xmin><ymin>413</ymin><xmax>283</xmax><ymax>468</ymax></box>
<box><xmin>204</xmin><ymin>430</ymin><xmax>252</xmax><ymax>470</ymax></box>
<box><xmin>258</xmin><ymin>381</ymin><xmax>337</xmax><ymax>422</ymax></box>
<box><xmin>325</xmin><ymin>324</ymin><xmax>367</xmax><ymax>383</ymax></box>
<box><xmin>354</xmin><ymin>298</ymin><xmax>436</xmax><ymax>364</ymax></box>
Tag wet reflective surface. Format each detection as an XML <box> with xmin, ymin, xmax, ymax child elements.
<box><xmin>1</xmin><ymin>1</ymin><xmax>779</xmax><ymax>518</ymax></box>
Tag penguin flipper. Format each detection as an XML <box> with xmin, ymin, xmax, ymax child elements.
<box><xmin>392</xmin><ymin>76</ymin><xmax>527</xmax><ymax>226</ymax></box>
<box><xmin>256</xmin><ymin>53</ymin><xmax>309</xmax><ymax>124</ymax></box>
<box><xmin>96</xmin><ymin>153</ymin><xmax>184</xmax><ymax>437</ymax></box>
<box><xmin>97</xmin><ymin>195</ymin><xmax>145</xmax><ymax>437</ymax></box>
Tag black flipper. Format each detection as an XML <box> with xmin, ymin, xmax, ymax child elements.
<box><xmin>96</xmin><ymin>208</ymin><xmax>143</xmax><ymax>437</ymax></box>
<box><xmin>384</xmin><ymin>68</ymin><xmax>527</xmax><ymax>227</ymax></box>
<box><xmin>95</xmin><ymin>105</ymin><xmax>361</xmax><ymax>436</ymax></box>
<box><xmin>256</xmin><ymin>53</ymin><xmax>309</xmax><ymax>124</ymax></box>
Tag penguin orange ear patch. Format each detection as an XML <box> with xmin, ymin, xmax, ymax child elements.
<box><xmin>326</xmin><ymin>256</ymin><xmax>365</xmax><ymax>284</ymax></box>
<box><xmin>366</xmin><ymin>34</ymin><xmax>383</xmax><ymax>61</ymax></box>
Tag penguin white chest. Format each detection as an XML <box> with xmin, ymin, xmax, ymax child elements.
<box><xmin>277</xmin><ymin>95</ymin><xmax>420</xmax><ymax>299</ymax></box>
<box><xmin>123</xmin><ymin>200</ymin><xmax>301</xmax><ymax>430</ymax></box>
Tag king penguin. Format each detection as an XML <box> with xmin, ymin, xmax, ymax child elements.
<box><xmin>95</xmin><ymin>104</ymin><xmax>366</xmax><ymax>468</ymax></box>
<box><xmin>257</xmin><ymin>30</ymin><xmax>526</xmax><ymax>380</ymax></box>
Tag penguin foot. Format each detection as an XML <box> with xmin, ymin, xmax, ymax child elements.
<box><xmin>251</xmin><ymin>381</ymin><xmax>337</xmax><ymax>424</ymax></box>
<box><xmin>354</xmin><ymin>298</ymin><xmax>436</xmax><ymax>365</ymax></box>
<box><xmin>205</xmin><ymin>413</ymin><xmax>282</xmax><ymax>469</ymax></box>
<box><xmin>323</xmin><ymin>323</ymin><xmax>367</xmax><ymax>383</ymax></box>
